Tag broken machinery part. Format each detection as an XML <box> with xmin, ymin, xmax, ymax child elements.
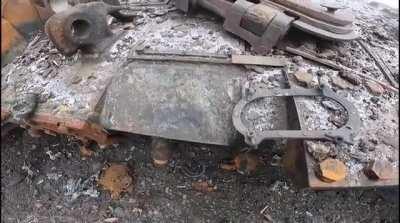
<box><xmin>232</xmin><ymin>85</ymin><xmax>361</xmax><ymax>146</ymax></box>
<box><xmin>45</xmin><ymin>1</ymin><xmax>135</xmax><ymax>56</ymax></box>
<box><xmin>175</xmin><ymin>0</ymin><xmax>357</xmax><ymax>54</ymax></box>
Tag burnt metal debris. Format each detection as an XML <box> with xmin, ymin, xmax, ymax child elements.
<box><xmin>176</xmin><ymin>0</ymin><xmax>357</xmax><ymax>53</ymax></box>
<box><xmin>45</xmin><ymin>1</ymin><xmax>134</xmax><ymax>56</ymax></box>
<box><xmin>129</xmin><ymin>48</ymin><xmax>287</xmax><ymax>66</ymax></box>
<box><xmin>1</xmin><ymin>0</ymin><xmax>398</xmax><ymax>190</ymax></box>
<box><xmin>232</xmin><ymin>85</ymin><xmax>361</xmax><ymax>146</ymax></box>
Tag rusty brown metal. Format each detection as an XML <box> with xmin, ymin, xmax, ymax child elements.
<box><xmin>2</xmin><ymin>107</ymin><xmax>112</xmax><ymax>146</ymax></box>
<box><xmin>1</xmin><ymin>0</ymin><xmax>54</xmax><ymax>66</ymax></box>
<box><xmin>1</xmin><ymin>18</ymin><xmax>27</xmax><ymax>67</ymax></box>
<box><xmin>315</xmin><ymin>158</ymin><xmax>347</xmax><ymax>182</ymax></box>
<box><xmin>25</xmin><ymin>113</ymin><xmax>113</xmax><ymax>146</ymax></box>
<box><xmin>283</xmin><ymin>139</ymin><xmax>400</xmax><ymax>190</ymax></box>
<box><xmin>364</xmin><ymin>160</ymin><xmax>396</xmax><ymax>180</ymax></box>
<box><xmin>2</xmin><ymin>0</ymin><xmax>44</xmax><ymax>38</ymax></box>
<box><xmin>45</xmin><ymin>2</ymin><xmax>134</xmax><ymax>56</ymax></box>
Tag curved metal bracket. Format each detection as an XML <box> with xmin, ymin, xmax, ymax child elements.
<box><xmin>232</xmin><ymin>86</ymin><xmax>362</xmax><ymax>146</ymax></box>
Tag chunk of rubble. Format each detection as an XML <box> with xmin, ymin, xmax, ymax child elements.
<box><xmin>98</xmin><ymin>163</ymin><xmax>134</xmax><ymax>199</ymax></box>
<box><xmin>293</xmin><ymin>70</ymin><xmax>315</xmax><ymax>88</ymax></box>
<box><xmin>316</xmin><ymin>158</ymin><xmax>347</xmax><ymax>182</ymax></box>
<box><xmin>331</xmin><ymin>76</ymin><xmax>352</xmax><ymax>89</ymax></box>
<box><xmin>292</xmin><ymin>56</ymin><xmax>303</xmax><ymax>65</ymax></box>
<box><xmin>305</xmin><ymin>141</ymin><xmax>333</xmax><ymax>162</ymax></box>
<box><xmin>365</xmin><ymin>81</ymin><xmax>385</xmax><ymax>96</ymax></box>
<box><xmin>364</xmin><ymin>160</ymin><xmax>395</xmax><ymax>180</ymax></box>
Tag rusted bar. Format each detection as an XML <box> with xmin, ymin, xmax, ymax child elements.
<box><xmin>285</xmin><ymin>46</ymin><xmax>399</xmax><ymax>93</ymax></box>
<box><xmin>357</xmin><ymin>39</ymin><xmax>399</xmax><ymax>88</ymax></box>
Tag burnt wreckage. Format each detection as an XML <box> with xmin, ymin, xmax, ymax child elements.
<box><xmin>1</xmin><ymin>0</ymin><xmax>398</xmax><ymax>189</ymax></box>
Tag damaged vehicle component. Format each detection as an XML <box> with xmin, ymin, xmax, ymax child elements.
<box><xmin>45</xmin><ymin>1</ymin><xmax>135</xmax><ymax>56</ymax></box>
<box><xmin>175</xmin><ymin>0</ymin><xmax>357</xmax><ymax>53</ymax></box>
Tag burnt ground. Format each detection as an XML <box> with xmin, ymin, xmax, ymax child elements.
<box><xmin>1</xmin><ymin>127</ymin><xmax>399</xmax><ymax>223</ymax></box>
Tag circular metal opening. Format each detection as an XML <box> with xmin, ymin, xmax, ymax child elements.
<box><xmin>71</xmin><ymin>19</ymin><xmax>91</xmax><ymax>38</ymax></box>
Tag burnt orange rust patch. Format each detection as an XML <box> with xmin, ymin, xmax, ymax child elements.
<box><xmin>98</xmin><ymin>163</ymin><xmax>134</xmax><ymax>199</ymax></box>
<box><xmin>1</xmin><ymin>0</ymin><xmax>42</xmax><ymax>29</ymax></box>
<box><xmin>25</xmin><ymin>113</ymin><xmax>113</xmax><ymax>146</ymax></box>
<box><xmin>316</xmin><ymin>158</ymin><xmax>347</xmax><ymax>182</ymax></box>
<box><xmin>1</xmin><ymin>18</ymin><xmax>25</xmax><ymax>56</ymax></box>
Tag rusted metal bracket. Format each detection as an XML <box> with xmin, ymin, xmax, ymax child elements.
<box><xmin>232</xmin><ymin>85</ymin><xmax>361</xmax><ymax>146</ymax></box>
<box><xmin>45</xmin><ymin>2</ymin><xmax>134</xmax><ymax>56</ymax></box>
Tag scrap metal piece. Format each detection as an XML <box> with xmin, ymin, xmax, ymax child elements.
<box><xmin>98</xmin><ymin>163</ymin><xmax>134</xmax><ymax>199</ymax></box>
<box><xmin>98</xmin><ymin>61</ymin><xmax>244</xmax><ymax>146</ymax></box>
<box><xmin>285</xmin><ymin>46</ymin><xmax>399</xmax><ymax>93</ymax></box>
<box><xmin>1</xmin><ymin>18</ymin><xmax>28</xmax><ymax>67</ymax></box>
<box><xmin>223</xmin><ymin>0</ymin><xmax>294</xmax><ymax>54</ymax></box>
<box><xmin>20</xmin><ymin>112</ymin><xmax>113</xmax><ymax>146</ymax></box>
<box><xmin>231</xmin><ymin>54</ymin><xmax>286</xmax><ymax>66</ymax></box>
<box><xmin>262</xmin><ymin>0</ymin><xmax>357</xmax><ymax>41</ymax></box>
<box><xmin>45</xmin><ymin>2</ymin><xmax>134</xmax><ymax>56</ymax></box>
<box><xmin>176</xmin><ymin>0</ymin><xmax>357</xmax><ymax>53</ymax></box>
<box><xmin>364</xmin><ymin>160</ymin><xmax>395</xmax><ymax>180</ymax></box>
<box><xmin>232</xmin><ymin>86</ymin><xmax>361</xmax><ymax>146</ymax></box>
<box><xmin>316</xmin><ymin>158</ymin><xmax>347</xmax><ymax>182</ymax></box>
<box><xmin>357</xmin><ymin>40</ymin><xmax>399</xmax><ymax>88</ymax></box>
<box><xmin>285</xmin><ymin>46</ymin><xmax>342</xmax><ymax>70</ymax></box>
<box><xmin>1</xmin><ymin>0</ymin><xmax>54</xmax><ymax>66</ymax></box>
<box><xmin>129</xmin><ymin>48</ymin><xmax>286</xmax><ymax>66</ymax></box>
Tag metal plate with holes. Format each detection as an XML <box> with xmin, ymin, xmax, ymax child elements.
<box><xmin>232</xmin><ymin>86</ymin><xmax>362</xmax><ymax>146</ymax></box>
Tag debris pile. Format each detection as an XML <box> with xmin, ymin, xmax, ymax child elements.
<box><xmin>1</xmin><ymin>0</ymin><xmax>398</xmax><ymax>190</ymax></box>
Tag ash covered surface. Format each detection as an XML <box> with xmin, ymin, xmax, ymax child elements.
<box><xmin>1</xmin><ymin>0</ymin><xmax>399</xmax><ymax>222</ymax></box>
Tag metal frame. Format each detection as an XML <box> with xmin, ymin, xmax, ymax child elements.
<box><xmin>232</xmin><ymin>86</ymin><xmax>362</xmax><ymax>146</ymax></box>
